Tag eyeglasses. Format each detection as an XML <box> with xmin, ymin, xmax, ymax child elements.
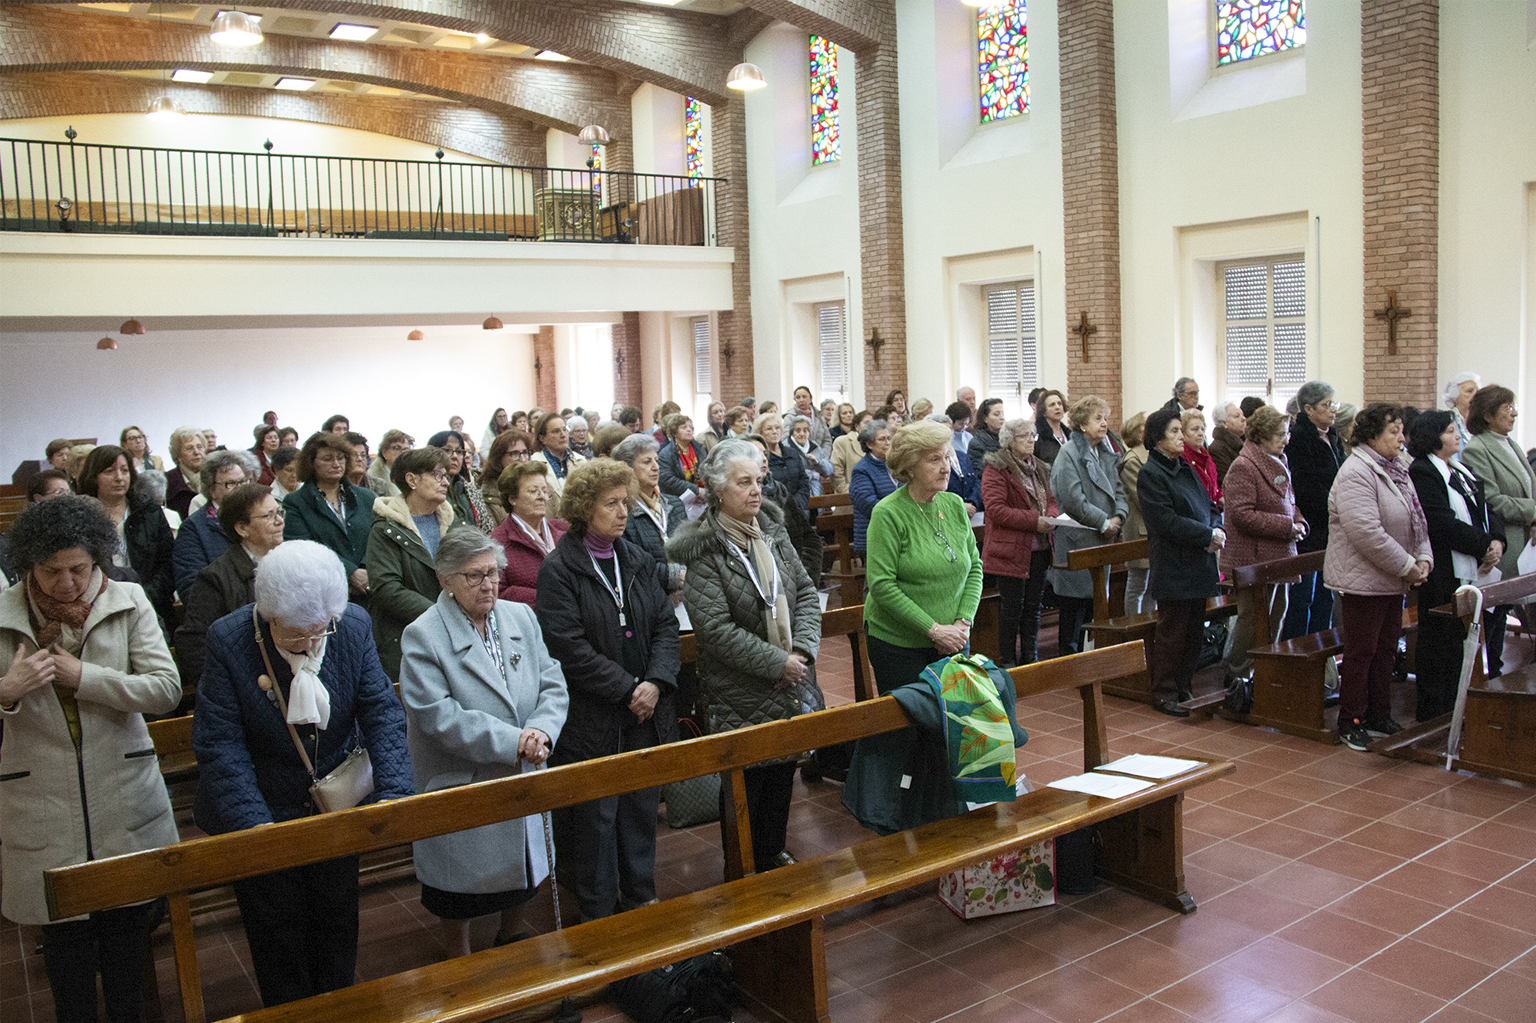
<box><xmin>452</xmin><ymin>568</ymin><xmax>500</xmax><ymax>587</ymax></box>
<box><xmin>507</xmin><ymin>450</ymin><xmax>531</xmax><ymax>461</ymax></box>
<box><xmin>1312</xmin><ymin>401</ymin><xmax>1338</xmax><ymax>411</ymax></box>
<box><xmin>933</xmin><ymin>530</ymin><xmax>957</xmax><ymax>563</ymax></box>
<box><xmin>274</xmin><ymin>619</ymin><xmax>337</xmax><ymax>644</ymax></box>
<box><xmin>413</xmin><ymin>470</ymin><xmax>449</xmax><ymax>484</ymax></box>
<box><xmin>254</xmin><ymin>509</ymin><xmax>285</xmax><ymax>524</ymax></box>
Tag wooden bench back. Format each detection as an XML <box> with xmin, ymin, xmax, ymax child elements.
<box><xmin>679</xmin><ymin>603</ymin><xmax>875</xmax><ymax>701</ymax></box>
<box><xmin>1230</xmin><ymin>550</ymin><xmax>1325</xmax><ymax>646</ymax></box>
<box><xmin>808</xmin><ymin>492</ymin><xmax>851</xmax><ymax>511</ymax></box>
<box><xmin>1454</xmin><ymin>572</ymin><xmax>1536</xmax><ymax>618</ymax></box>
<box><xmin>1066</xmin><ymin>538</ymin><xmax>1148</xmax><ymax>622</ymax></box>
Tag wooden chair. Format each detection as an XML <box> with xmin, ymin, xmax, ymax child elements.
<box><xmin>810</xmin><ymin>492</ymin><xmax>860</xmax><ymax>608</ymax></box>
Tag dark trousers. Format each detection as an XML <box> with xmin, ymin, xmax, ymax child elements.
<box><xmin>1152</xmin><ymin>597</ymin><xmax>1206</xmax><ymax>702</ymax></box>
<box><xmin>231</xmin><ymin>855</ymin><xmax>360</xmax><ymax>1008</ymax></box>
<box><xmin>1337</xmin><ymin>593</ymin><xmax>1403</xmax><ymax>726</ymax></box>
<box><xmin>41</xmin><ymin>902</ymin><xmax>155</xmax><ymax>1023</ymax></box>
<box><xmin>1414</xmin><ymin>606</ymin><xmax>1465</xmax><ymax>722</ymax></box>
<box><xmin>719</xmin><ymin>761</ymin><xmax>798</xmax><ymax>872</ymax></box>
<box><xmin>996</xmin><ymin>549</ymin><xmax>1052</xmax><ymax>666</ymax></box>
<box><xmin>866</xmin><ymin>632</ymin><xmax>958</xmax><ymax>693</ymax></box>
<box><xmin>1485</xmin><ymin>605</ymin><xmax>1510</xmax><ymax>678</ymax></box>
<box><xmin>1281</xmin><ymin>570</ymin><xmax>1334</xmax><ymax>640</ymax></box>
<box><xmin>1056</xmin><ymin>596</ymin><xmax>1095</xmax><ymax>658</ymax></box>
<box><xmin>553</xmin><ymin>783</ymin><xmax>659</xmax><ymax>921</ymax></box>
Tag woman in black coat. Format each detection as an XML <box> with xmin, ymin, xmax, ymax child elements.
<box><xmin>1407</xmin><ymin>411</ymin><xmax>1503</xmax><ymax>721</ymax></box>
<box><xmin>76</xmin><ymin>444</ymin><xmax>177</xmax><ymax>630</ymax></box>
<box><xmin>613</xmin><ymin>433</ymin><xmax>686</xmax><ymax>593</ymax></box>
<box><xmin>1138</xmin><ymin>408</ymin><xmax>1225</xmax><ymax>716</ymax></box>
<box><xmin>657</xmin><ymin>413</ymin><xmax>709</xmax><ymax>506</ymax></box>
<box><xmin>534</xmin><ymin>459</ymin><xmax>680</xmax><ymax>921</ymax></box>
<box><xmin>756</xmin><ymin>413</ymin><xmax>810</xmax><ymax>516</ymax></box>
<box><xmin>1282</xmin><ymin>381</ymin><xmax>1346</xmax><ymax>639</ymax></box>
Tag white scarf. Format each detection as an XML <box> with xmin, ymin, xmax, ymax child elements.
<box><xmin>278</xmin><ymin>638</ymin><xmax>330</xmax><ymax>729</ymax></box>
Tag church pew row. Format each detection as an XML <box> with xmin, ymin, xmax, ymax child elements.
<box><xmin>47</xmin><ymin>641</ymin><xmax>1235</xmax><ymax>1023</ymax></box>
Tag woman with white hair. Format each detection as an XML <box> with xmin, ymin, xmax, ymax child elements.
<box><xmin>612</xmin><ymin>432</ymin><xmax>686</xmax><ymax>592</ymax></box>
<box><xmin>165</xmin><ymin>425</ymin><xmax>208</xmax><ymax>519</ymax></box>
<box><xmin>1443</xmin><ymin>372</ymin><xmax>1481</xmax><ymax>454</ymax></box>
<box><xmin>568</xmin><ymin>415</ymin><xmax>594</xmax><ymax>459</ymax></box>
<box><xmin>192</xmin><ymin>539</ymin><xmax>412</xmax><ymax>1008</ymax></box>
<box><xmin>1049</xmin><ymin>396</ymin><xmax>1129</xmax><ymax>657</ymax></box>
<box><xmin>174</xmin><ymin>448</ymin><xmax>258</xmax><ymax>599</ymax></box>
<box><xmin>400</xmin><ymin>527</ymin><xmax>568</xmax><ymax>956</ymax></box>
<box><xmin>756</xmin><ymin>412</ymin><xmax>809</xmax><ymax>516</ymax></box>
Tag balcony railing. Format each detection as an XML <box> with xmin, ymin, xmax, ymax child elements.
<box><xmin>0</xmin><ymin>137</ymin><xmax>719</xmax><ymax>246</ymax></box>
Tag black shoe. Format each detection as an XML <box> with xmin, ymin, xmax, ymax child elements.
<box><xmin>1155</xmin><ymin>699</ymin><xmax>1191</xmax><ymax>718</ymax></box>
<box><xmin>1324</xmin><ymin>693</ymin><xmax>1341</xmax><ymax>708</ymax></box>
<box><xmin>1364</xmin><ymin>716</ymin><xmax>1404</xmax><ymax>737</ymax></box>
<box><xmin>1339</xmin><ymin>721</ymin><xmax>1372</xmax><ymax>751</ymax></box>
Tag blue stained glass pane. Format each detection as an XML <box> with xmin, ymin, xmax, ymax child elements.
<box><xmin>1215</xmin><ymin>0</ymin><xmax>1306</xmax><ymax>66</ymax></box>
<box><xmin>810</xmin><ymin>34</ymin><xmax>840</xmax><ymax>164</ymax></box>
<box><xmin>978</xmin><ymin>0</ymin><xmax>1028</xmax><ymax>123</ymax></box>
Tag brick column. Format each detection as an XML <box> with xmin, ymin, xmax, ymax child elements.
<box><xmin>1361</xmin><ymin>0</ymin><xmax>1438</xmax><ymax>406</ymax></box>
<box><xmin>534</xmin><ymin>325</ymin><xmax>558</xmax><ymax>411</ymax></box>
<box><xmin>712</xmin><ymin>94</ymin><xmax>755</xmax><ymax>404</ymax></box>
<box><xmin>855</xmin><ymin>41</ymin><xmax>908</xmax><ymax>408</ymax></box>
<box><xmin>1057</xmin><ymin>0</ymin><xmax>1123</xmax><ymax>421</ymax></box>
<box><xmin>612</xmin><ymin>311</ymin><xmax>643</xmax><ymax>408</ymax></box>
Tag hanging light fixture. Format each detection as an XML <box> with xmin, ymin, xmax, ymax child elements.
<box><xmin>120</xmin><ymin>318</ymin><xmax>146</xmax><ymax>334</ymax></box>
<box><xmin>210</xmin><ymin>9</ymin><xmax>264</xmax><ymax>46</ymax></box>
<box><xmin>407</xmin><ymin>329</ymin><xmax>425</xmax><ymax>341</ymax></box>
<box><xmin>727</xmin><ymin>62</ymin><xmax>766</xmax><ymax>91</ymax></box>
<box><xmin>96</xmin><ymin>336</ymin><xmax>118</xmax><ymax>350</ymax></box>
<box><xmin>482</xmin><ymin>316</ymin><xmax>504</xmax><ymax>330</ymax></box>
<box><xmin>146</xmin><ymin>95</ymin><xmax>186</xmax><ymax>120</ymax></box>
<box><xmin>578</xmin><ymin>124</ymin><xmax>610</xmax><ymax>146</ymax></box>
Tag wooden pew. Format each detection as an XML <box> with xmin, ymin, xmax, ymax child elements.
<box><xmin>1070</xmin><ymin>539</ymin><xmax>1237</xmax><ymax>704</ymax></box>
<box><xmin>1374</xmin><ymin>574</ymin><xmax>1536</xmax><ymax>783</ymax></box>
<box><xmin>679</xmin><ymin>602</ymin><xmax>878</xmax><ymax>702</ymax></box>
<box><xmin>46</xmin><ymin>642</ymin><xmax>1234</xmax><ymax>1023</ymax></box>
<box><xmin>809</xmin><ymin>491</ymin><xmax>860</xmax><ymax>608</ymax></box>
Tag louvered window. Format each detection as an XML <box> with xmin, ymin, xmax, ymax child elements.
<box><xmin>986</xmin><ymin>282</ymin><xmax>1037</xmax><ymax>408</ymax></box>
<box><xmin>1219</xmin><ymin>257</ymin><xmax>1306</xmax><ymax>412</ymax></box>
<box><xmin>692</xmin><ymin>317</ymin><xmax>711</xmax><ymax>395</ymax></box>
<box><xmin>817</xmin><ymin>302</ymin><xmax>847</xmax><ymax>394</ymax></box>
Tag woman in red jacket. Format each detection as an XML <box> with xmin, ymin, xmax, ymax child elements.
<box><xmin>980</xmin><ymin>418</ymin><xmax>1058</xmax><ymax>666</ymax></box>
<box><xmin>489</xmin><ymin>461</ymin><xmax>568</xmax><ymax>605</ymax></box>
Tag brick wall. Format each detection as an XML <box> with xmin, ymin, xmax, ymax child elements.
<box><xmin>535</xmin><ymin>325</ymin><xmax>558</xmax><ymax>410</ymax></box>
<box><xmin>1056</xmin><ymin>0</ymin><xmax>1123</xmax><ymax>423</ymax></box>
<box><xmin>855</xmin><ymin>39</ymin><xmax>908</xmax><ymax>409</ymax></box>
<box><xmin>712</xmin><ymin>94</ymin><xmax>755</xmax><ymax>405</ymax></box>
<box><xmin>1361</xmin><ymin>0</ymin><xmax>1438</xmax><ymax>406</ymax></box>
<box><xmin>612</xmin><ymin>310</ymin><xmax>643</xmax><ymax>407</ymax></box>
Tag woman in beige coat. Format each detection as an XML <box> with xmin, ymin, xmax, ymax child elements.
<box><xmin>0</xmin><ymin>496</ymin><xmax>181</xmax><ymax>1023</ymax></box>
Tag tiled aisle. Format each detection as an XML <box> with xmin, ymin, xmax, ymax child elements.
<box><xmin>4</xmin><ymin>637</ymin><xmax>1534</xmax><ymax>1023</ymax></box>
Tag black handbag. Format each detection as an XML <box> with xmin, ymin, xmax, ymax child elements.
<box><xmin>661</xmin><ymin>718</ymin><xmax>721</xmax><ymax>829</ymax></box>
<box><xmin>1197</xmin><ymin>621</ymin><xmax>1229</xmax><ymax>669</ymax></box>
<box><xmin>1224</xmin><ymin>676</ymin><xmax>1255</xmax><ymax>715</ymax></box>
<box><xmin>608</xmin><ymin>951</ymin><xmax>740</xmax><ymax>1023</ymax></box>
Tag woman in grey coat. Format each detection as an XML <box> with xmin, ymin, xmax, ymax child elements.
<box><xmin>1048</xmin><ymin>396</ymin><xmax>1129</xmax><ymax>656</ymax></box>
<box><xmin>666</xmin><ymin>439</ymin><xmax>824</xmax><ymax>872</ymax></box>
<box><xmin>400</xmin><ymin>527</ymin><xmax>568</xmax><ymax>956</ymax></box>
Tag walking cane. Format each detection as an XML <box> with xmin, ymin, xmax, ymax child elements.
<box><xmin>539</xmin><ymin>760</ymin><xmax>583</xmax><ymax>1023</ymax></box>
<box><xmin>1444</xmin><ymin>584</ymin><xmax>1484</xmax><ymax>771</ymax></box>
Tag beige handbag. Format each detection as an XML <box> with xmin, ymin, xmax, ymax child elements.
<box><xmin>255</xmin><ymin>607</ymin><xmax>375</xmax><ymax>814</ymax></box>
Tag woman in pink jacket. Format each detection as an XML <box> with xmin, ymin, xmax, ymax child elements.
<box><xmin>980</xmin><ymin>418</ymin><xmax>1058</xmax><ymax>666</ymax></box>
<box><xmin>1219</xmin><ymin>406</ymin><xmax>1307</xmax><ymax>685</ymax></box>
<box><xmin>1323</xmin><ymin>403</ymin><xmax>1431</xmax><ymax>751</ymax></box>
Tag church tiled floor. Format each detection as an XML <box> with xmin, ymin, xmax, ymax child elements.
<box><xmin>4</xmin><ymin>639</ymin><xmax>1534</xmax><ymax>1023</ymax></box>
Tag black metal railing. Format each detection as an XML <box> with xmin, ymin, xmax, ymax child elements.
<box><xmin>0</xmin><ymin>137</ymin><xmax>719</xmax><ymax>246</ymax></box>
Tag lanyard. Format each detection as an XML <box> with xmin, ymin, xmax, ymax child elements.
<box><xmin>588</xmin><ymin>551</ymin><xmax>626</xmax><ymax>627</ymax></box>
<box><xmin>725</xmin><ymin>539</ymin><xmax>780</xmax><ymax>620</ymax></box>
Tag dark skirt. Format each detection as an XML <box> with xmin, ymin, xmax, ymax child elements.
<box><xmin>420</xmin><ymin>843</ymin><xmax>538</xmax><ymax>920</ymax></box>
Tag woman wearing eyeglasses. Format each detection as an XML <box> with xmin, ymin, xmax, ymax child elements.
<box><xmin>173</xmin><ymin>448</ymin><xmax>258</xmax><ymax>600</ymax></box>
<box><xmin>282</xmin><ymin>432</ymin><xmax>376</xmax><ymax>605</ymax></box>
<box><xmin>192</xmin><ymin>539</ymin><xmax>411</xmax><ymax>1008</ymax></box>
<box><xmin>175</xmin><ymin>483</ymin><xmax>285</xmax><ymax>699</ymax></box>
<box><xmin>120</xmin><ymin>425</ymin><xmax>162</xmax><ymax>472</ymax></box>
<box><xmin>479</xmin><ymin>429</ymin><xmax>534</xmax><ymax>527</ymax></box>
<box><xmin>428</xmin><ymin>430</ymin><xmax>493</xmax><ymax>535</ymax></box>
<box><xmin>400</xmin><ymin>527</ymin><xmax>568</xmax><ymax>956</ymax></box>
<box><xmin>489</xmin><ymin>461</ymin><xmax>568</xmax><ymax>605</ymax></box>
<box><xmin>366</xmin><ymin>447</ymin><xmax>456</xmax><ymax>682</ymax></box>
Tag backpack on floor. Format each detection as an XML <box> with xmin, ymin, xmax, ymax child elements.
<box><xmin>609</xmin><ymin>950</ymin><xmax>740</xmax><ymax>1023</ymax></box>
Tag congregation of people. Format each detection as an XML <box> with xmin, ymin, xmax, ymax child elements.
<box><xmin>1</xmin><ymin>372</ymin><xmax>1526</xmax><ymax>1021</ymax></box>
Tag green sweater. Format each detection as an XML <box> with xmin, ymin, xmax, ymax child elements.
<box><xmin>864</xmin><ymin>487</ymin><xmax>983</xmax><ymax>649</ymax></box>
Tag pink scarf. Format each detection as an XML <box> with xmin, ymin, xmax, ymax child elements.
<box><xmin>1182</xmin><ymin>444</ymin><xmax>1222</xmax><ymax>506</ymax></box>
<box><xmin>1364</xmin><ymin>447</ymin><xmax>1429</xmax><ymax>555</ymax></box>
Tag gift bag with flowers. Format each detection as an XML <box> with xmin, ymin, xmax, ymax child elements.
<box><xmin>937</xmin><ymin>840</ymin><xmax>1056</xmax><ymax>919</ymax></box>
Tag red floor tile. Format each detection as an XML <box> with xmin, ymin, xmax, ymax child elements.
<box><xmin>1359</xmin><ymin>938</ymin><xmax>1497</xmax><ymax>1001</ymax></box>
<box><xmin>1207</xmin><ymin>936</ymin><xmax>1349</xmax><ymax>998</ymax></box>
<box><xmin>1449</xmin><ymin>969</ymin><xmax>1536</xmax><ymax>1023</ymax></box>
<box><xmin>1007</xmin><ymin>963</ymin><xmax>1143</xmax><ymax>1023</ymax></box>
<box><xmin>1302</xmin><ymin>967</ymin><xmax>1446</xmax><ymax>1023</ymax></box>
<box><xmin>1078</xmin><ymin>934</ymin><xmax>1209</xmax><ymax>996</ymax></box>
<box><xmin>1321</xmin><ymin>884</ymin><xmax>1444</xmax><ymax>935</ymax></box>
<box><xmin>1410</xmin><ymin>912</ymin><xmax>1535</xmax><ymax>969</ymax></box>
<box><xmin>1154</xmin><ymin>964</ymin><xmax>1295</xmax><ymax>1023</ymax></box>
<box><xmin>1276</xmin><ymin>911</ymin><xmax>1401</xmax><ymax>966</ymax></box>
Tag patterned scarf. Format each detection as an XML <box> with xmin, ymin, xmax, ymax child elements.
<box><xmin>679</xmin><ymin>443</ymin><xmax>699</xmax><ymax>483</ymax></box>
<box><xmin>1364</xmin><ymin>446</ymin><xmax>1429</xmax><ymax>554</ymax></box>
<box><xmin>27</xmin><ymin>569</ymin><xmax>107</xmax><ymax>650</ymax></box>
<box><xmin>994</xmin><ymin>446</ymin><xmax>1051</xmax><ymax>508</ymax></box>
<box><xmin>716</xmin><ymin>511</ymin><xmax>792</xmax><ymax>652</ymax></box>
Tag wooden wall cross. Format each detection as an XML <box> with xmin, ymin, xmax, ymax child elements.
<box><xmin>1071</xmin><ymin>311</ymin><xmax>1097</xmax><ymax>363</ymax></box>
<box><xmin>866</xmin><ymin>327</ymin><xmax>886</xmax><ymax>369</ymax></box>
<box><xmin>1373</xmin><ymin>289</ymin><xmax>1413</xmax><ymax>356</ymax></box>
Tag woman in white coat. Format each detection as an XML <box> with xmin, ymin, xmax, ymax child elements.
<box><xmin>400</xmin><ymin>526</ymin><xmax>569</xmax><ymax>957</ymax></box>
<box><xmin>0</xmin><ymin>496</ymin><xmax>181</xmax><ymax>1023</ymax></box>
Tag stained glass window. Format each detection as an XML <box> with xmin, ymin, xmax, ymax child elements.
<box><xmin>685</xmin><ymin>96</ymin><xmax>704</xmax><ymax>178</ymax></box>
<box><xmin>1215</xmin><ymin>0</ymin><xmax>1306</xmax><ymax>66</ymax></box>
<box><xmin>978</xmin><ymin>0</ymin><xmax>1028</xmax><ymax>123</ymax></box>
<box><xmin>809</xmin><ymin>34</ymin><xmax>840</xmax><ymax>165</ymax></box>
<box><xmin>590</xmin><ymin>143</ymin><xmax>602</xmax><ymax>197</ymax></box>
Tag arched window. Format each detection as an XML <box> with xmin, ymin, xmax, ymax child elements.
<box><xmin>978</xmin><ymin>0</ymin><xmax>1028</xmax><ymax>123</ymax></box>
<box><xmin>684</xmin><ymin>97</ymin><xmax>705</xmax><ymax>178</ymax></box>
<box><xmin>809</xmin><ymin>34</ymin><xmax>840</xmax><ymax>165</ymax></box>
<box><xmin>1215</xmin><ymin>0</ymin><xmax>1306</xmax><ymax>66</ymax></box>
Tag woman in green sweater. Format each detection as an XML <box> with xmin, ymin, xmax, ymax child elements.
<box><xmin>864</xmin><ymin>420</ymin><xmax>985</xmax><ymax>687</ymax></box>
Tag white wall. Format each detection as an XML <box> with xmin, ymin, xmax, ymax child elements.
<box><xmin>631</xmin><ymin>83</ymin><xmax>688</xmax><ymax>177</ymax></box>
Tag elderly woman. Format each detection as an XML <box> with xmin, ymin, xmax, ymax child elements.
<box><xmin>0</xmin><ymin>496</ymin><xmax>181</xmax><ymax>1023</ymax></box>
<box><xmin>428</xmin><ymin>430</ymin><xmax>491</xmax><ymax>533</ymax></box>
<box><xmin>400</xmin><ymin>527</ymin><xmax>568</xmax><ymax>956</ymax></box>
<box><xmin>1323</xmin><ymin>404</ymin><xmax>1431</xmax><ymax>749</ymax></box>
<box><xmin>1208</xmin><ymin>402</ymin><xmax>1246</xmax><ymax>485</ymax></box>
<box><xmin>967</xmin><ymin>398</ymin><xmax>1006</xmax><ymax>474</ymax></box>
<box><xmin>667</xmin><ymin>440</ymin><xmax>824</xmax><ymax>871</ymax></box>
<box><xmin>1181</xmin><ymin>409</ymin><xmax>1222</xmax><ymax>508</ymax></box>
<box><xmin>481</xmin><ymin>408</ymin><xmax>511</xmax><ymax>457</ymax></box>
<box><xmin>120</xmin><ymin>425</ymin><xmax>162</xmax><ymax>472</ymax></box>
<box><xmin>1459</xmin><ymin>385</ymin><xmax>1534</xmax><ymax>679</ymax></box>
<box><xmin>76</xmin><ymin>444</ymin><xmax>177</xmax><ymax>628</ymax></box>
<box><xmin>831</xmin><ymin>409</ymin><xmax>873</xmax><ymax>494</ymax></box>
<box><xmin>176</xmin><ymin>483</ymin><xmax>285</xmax><ymax>694</ymax></box>
<box><xmin>1334</xmin><ymin>403</ymin><xmax>1360</xmax><ymax>455</ymax></box>
<box><xmin>659</xmin><ymin>412</ymin><xmax>709</xmax><ymax>505</ymax></box>
<box><xmin>849</xmin><ymin>418</ymin><xmax>896</xmax><ymax>557</ymax></box>
<box><xmin>479</xmin><ymin>429</ymin><xmax>533</xmax><ymax>526</ymax></box>
<box><xmin>251</xmin><ymin>424</ymin><xmax>280</xmax><ymax>485</ymax></box>
<box><xmin>1282</xmin><ymin>381</ymin><xmax>1347</xmax><ymax>641</ymax></box>
<box><xmin>534</xmin><ymin>459</ymin><xmax>679</xmax><ymax>921</ymax></box>
<box><xmin>366</xmin><ymin>429</ymin><xmax>413</xmax><ymax>499</ymax></box>
<box><xmin>1035</xmin><ymin>391</ymin><xmax>1072</xmax><ymax>465</ymax></box>
<box><xmin>1139</xmin><ymin>408</ymin><xmax>1227</xmax><ymax>716</ymax></box>
<box><xmin>489</xmin><ymin>462</ymin><xmax>568</xmax><ymax>605</ymax></box>
<box><xmin>132</xmin><ymin>468</ymin><xmax>182</xmax><ymax>536</ymax></box>
<box><xmin>165</xmin><ymin>425</ymin><xmax>208</xmax><ymax>518</ymax></box>
<box><xmin>45</xmin><ymin>437</ymin><xmax>71</xmax><ymax>471</ymax></box>
<box><xmin>533</xmin><ymin>412</ymin><xmax>586</xmax><ymax>519</ymax></box>
<box><xmin>757</xmin><ymin>412</ymin><xmax>809</xmax><ymax>517</ymax></box>
<box><xmin>174</xmin><ymin>448</ymin><xmax>258</xmax><ymax>599</ymax></box>
<box><xmin>613</xmin><ymin>433</ymin><xmax>686</xmax><ymax>593</ymax></box>
<box><xmin>568</xmin><ymin>416</ymin><xmax>594</xmax><ymax>460</ymax></box>
<box><xmin>789</xmin><ymin>414</ymin><xmax>835</xmax><ymax>498</ymax></box>
<box><xmin>367</xmin><ymin>447</ymin><xmax>457</xmax><ymax>681</ymax></box>
<box><xmin>1048</xmin><ymin>397</ymin><xmax>1129</xmax><ymax>657</ymax></box>
<box><xmin>283</xmin><ymin>432</ymin><xmax>376</xmax><ymax>603</ymax></box>
<box><xmin>981</xmin><ymin>419</ymin><xmax>1057</xmax><ymax>666</ymax></box>
<box><xmin>192</xmin><ymin>540</ymin><xmax>412</xmax><ymax>1007</ymax></box>
<box><xmin>1443</xmin><ymin>372</ymin><xmax>1481</xmax><ymax>454</ymax></box>
<box><xmin>699</xmin><ymin>401</ymin><xmax>730</xmax><ymax>451</ymax></box>
<box><xmin>831</xmin><ymin>402</ymin><xmax>857</xmax><ymax>439</ymax></box>
<box><xmin>863</xmin><ymin>418</ymin><xmax>983</xmax><ymax>685</ymax></box>
<box><xmin>1118</xmin><ymin>414</ymin><xmax>1151</xmax><ymax>615</ymax></box>
<box><xmin>269</xmin><ymin>445</ymin><xmax>300</xmax><ymax>502</ymax></box>
<box><xmin>1218</xmin><ymin>407</ymin><xmax>1306</xmax><ymax>688</ymax></box>
<box><xmin>1409</xmin><ymin>410</ymin><xmax>1503</xmax><ymax>721</ymax></box>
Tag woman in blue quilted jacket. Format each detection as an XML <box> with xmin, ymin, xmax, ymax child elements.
<box><xmin>192</xmin><ymin>539</ymin><xmax>412</xmax><ymax>1008</ymax></box>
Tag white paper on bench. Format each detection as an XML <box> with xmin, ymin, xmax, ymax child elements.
<box><xmin>1038</xmin><ymin>514</ymin><xmax>1086</xmax><ymax>529</ymax></box>
<box><xmin>1095</xmin><ymin>754</ymin><xmax>1203</xmax><ymax>780</ymax></box>
<box><xmin>1047</xmin><ymin>773</ymin><xmax>1154</xmax><ymax>799</ymax></box>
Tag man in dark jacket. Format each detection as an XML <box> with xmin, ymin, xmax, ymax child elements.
<box><xmin>1161</xmin><ymin>377</ymin><xmax>1204</xmax><ymax>414</ymax></box>
<box><xmin>1282</xmin><ymin>381</ymin><xmax>1346</xmax><ymax>639</ymax></box>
